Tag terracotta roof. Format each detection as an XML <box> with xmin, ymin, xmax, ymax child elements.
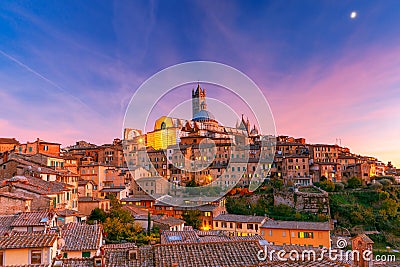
<box><xmin>121</xmin><ymin>194</ymin><xmax>155</xmax><ymax>202</ymax></box>
<box><xmin>0</xmin><ymin>215</ymin><xmax>17</xmax><ymax>235</ymax></box>
<box><xmin>3</xmin><ymin>156</ymin><xmax>58</xmax><ymax>175</ymax></box>
<box><xmin>56</xmin><ymin>209</ymin><xmax>85</xmax><ymax>217</ymax></box>
<box><xmin>0</xmin><ymin>232</ymin><xmax>57</xmax><ymax>249</ymax></box>
<box><xmin>153</xmin><ymin>216</ymin><xmax>184</xmax><ymax>227</ymax></box>
<box><xmin>261</xmin><ymin>220</ymin><xmax>332</xmax><ymax>231</ymax></box>
<box><xmin>11</xmin><ymin>211</ymin><xmax>55</xmax><ymax>227</ymax></box>
<box><xmin>174</xmin><ymin>204</ymin><xmax>220</xmax><ymax>212</ymax></box>
<box><xmin>153</xmin><ymin>240</ymin><xmax>262</xmax><ymax>267</ymax></box>
<box><xmin>0</xmin><ymin>137</ymin><xmax>19</xmax><ymax>144</ymax></box>
<box><xmin>161</xmin><ymin>229</ymin><xmax>264</xmax><ymax>244</ymax></box>
<box><xmin>100</xmin><ymin>187</ymin><xmax>126</xmax><ymax>193</ymax></box>
<box><xmin>79</xmin><ymin>196</ymin><xmax>109</xmax><ymax>202</ymax></box>
<box><xmin>352</xmin><ymin>233</ymin><xmax>374</xmax><ymax>244</ymax></box>
<box><xmin>61</xmin><ymin>222</ymin><xmax>102</xmax><ymax>251</ymax></box>
<box><xmin>105</xmin><ymin>244</ymin><xmax>153</xmax><ymax>267</ymax></box>
<box><xmin>54</xmin><ymin>258</ymin><xmax>94</xmax><ymax>267</ymax></box>
<box><xmin>78</xmin><ymin>179</ymin><xmax>96</xmax><ymax>186</ymax></box>
<box><xmin>103</xmin><ymin>242</ymin><xmax>137</xmax><ymax>250</ymax></box>
<box><xmin>121</xmin><ymin>205</ymin><xmax>148</xmax><ymax>216</ymax></box>
<box><xmin>214</xmin><ymin>214</ymin><xmax>268</xmax><ymax>223</ymax></box>
<box><xmin>0</xmin><ymin>191</ymin><xmax>32</xmax><ymax>200</ymax></box>
<box><xmin>4</xmin><ymin>176</ymin><xmax>70</xmax><ymax>195</ymax></box>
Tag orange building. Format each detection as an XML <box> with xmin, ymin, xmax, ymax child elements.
<box><xmin>260</xmin><ymin>220</ymin><xmax>332</xmax><ymax>248</ymax></box>
<box><xmin>0</xmin><ymin>138</ymin><xmax>20</xmax><ymax>152</ymax></box>
<box><xmin>16</xmin><ymin>138</ymin><xmax>61</xmax><ymax>157</ymax></box>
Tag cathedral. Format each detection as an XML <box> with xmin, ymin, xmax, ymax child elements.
<box><xmin>125</xmin><ymin>84</ymin><xmax>260</xmax><ymax>150</ymax></box>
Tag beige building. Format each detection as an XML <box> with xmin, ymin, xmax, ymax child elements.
<box><xmin>136</xmin><ymin>176</ymin><xmax>169</xmax><ymax>196</ymax></box>
<box><xmin>213</xmin><ymin>214</ymin><xmax>267</xmax><ymax>236</ymax></box>
<box><xmin>0</xmin><ymin>232</ymin><xmax>58</xmax><ymax>266</ymax></box>
<box><xmin>78</xmin><ymin>197</ymin><xmax>110</xmax><ymax>216</ymax></box>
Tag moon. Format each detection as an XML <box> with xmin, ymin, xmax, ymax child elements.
<box><xmin>350</xmin><ymin>11</ymin><xmax>357</xmax><ymax>19</ymax></box>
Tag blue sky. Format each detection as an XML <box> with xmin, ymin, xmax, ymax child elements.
<box><xmin>0</xmin><ymin>0</ymin><xmax>400</xmax><ymax>166</ymax></box>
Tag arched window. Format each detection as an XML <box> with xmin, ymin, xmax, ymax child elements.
<box><xmin>161</xmin><ymin>122</ymin><xmax>166</xmax><ymax>130</ymax></box>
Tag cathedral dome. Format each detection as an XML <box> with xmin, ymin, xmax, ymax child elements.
<box><xmin>192</xmin><ymin>110</ymin><xmax>216</xmax><ymax>122</ymax></box>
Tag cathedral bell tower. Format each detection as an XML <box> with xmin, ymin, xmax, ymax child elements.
<box><xmin>192</xmin><ymin>84</ymin><xmax>207</xmax><ymax>119</ymax></box>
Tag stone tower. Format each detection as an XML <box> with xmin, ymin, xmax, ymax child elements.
<box><xmin>192</xmin><ymin>84</ymin><xmax>207</xmax><ymax>119</ymax></box>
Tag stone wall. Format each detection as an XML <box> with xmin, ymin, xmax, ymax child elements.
<box><xmin>274</xmin><ymin>186</ymin><xmax>330</xmax><ymax>214</ymax></box>
<box><xmin>0</xmin><ymin>195</ymin><xmax>31</xmax><ymax>215</ymax></box>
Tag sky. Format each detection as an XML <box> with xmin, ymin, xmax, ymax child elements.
<box><xmin>0</xmin><ymin>0</ymin><xmax>399</xmax><ymax>166</ymax></box>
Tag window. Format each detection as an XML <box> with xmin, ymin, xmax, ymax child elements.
<box><xmin>0</xmin><ymin>251</ymin><xmax>3</xmax><ymax>266</ymax></box>
<box><xmin>237</xmin><ymin>223</ymin><xmax>242</xmax><ymax>229</ymax></box>
<box><xmin>204</xmin><ymin>212</ymin><xmax>211</xmax><ymax>217</ymax></box>
<box><xmin>31</xmin><ymin>250</ymin><xmax>42</xmax><ymax>264</ymax></box>
<box><xmin>282</xmin><ymin>231</ymin><xmax>286</xmax><ymax>237</ymax></box>
<box><xmin>269</xmin><ymin>230</ymin><xmax>273</xmax><ymax>236</ymax></box>
<box><xmin>44</xmin><ymin>145</ymin><xmax>49</xmax><ymax>151</ymax></box>
<box><xmin>29</xmin><ymin>147</ymin><xmax>33</xmax><ymax>152</ymax></box>
<box><xmin>247</xmin><ymin>224</ymin><xmax>254</xmax><ymax>230</ymax></box>
<box><xmin>298</xmin><ymin>232</ymin><xmax>314</xmax><ymax>239</ymax></box>
<box><xmin>82</xmin><ymin>251</ymin><xmax>91</xmax><ymax>258</ymax></box>
<box><xmin>63</xmin><ymin>252</ymin><xmax>68</xmax><ymax>258</ymax></box>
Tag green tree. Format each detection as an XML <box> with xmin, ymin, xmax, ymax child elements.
<box><xmin>182</xmin><ymin>210</ymin><xmax>202</xmax><ymax>229</ymax></box>
<box><xmin>186</xmin><ymin>178</ymin><xmax>198</xmax><ymax>187</ymax></box>
<box><xmin>320</xmin><ymin>180</ymin><xmax>335</xmax><ymax>192</ymax></box>
<box><xmin>270</xmin><ymin>178</ymin><xmax>284</xmax><ymax>190</ymax></box>
<box><xmin>88</xmin><ymin>208</ymin><xmax>107</xmax><ymax>223</ymax></box>
<box><xmin>380</xmin><ymin>198</ymin><xmax>399</xmax><ymax>218</ymax></box>
<box><xmin>109</xmin><ymin>207</ymin><xmax>135</xmax><ymax>224</ymax></box>
<box><xmin>347</xmin><ymin>177</ymin><xmax>362</xmax><ymax>189</ymax></box>
<box><xmin>147</xmin><ymin>210</ymin><xmax>151</xmax><ymax>236</ymax></box>
<box><xmin>108</xmin><ymin>194</ymin><xmax>122</xmax><ymax>209</ymax></box>
<box><xmin>103</xmin><ymin>217</ymin><xmax>129</xmax><ymax>241</ymax></box>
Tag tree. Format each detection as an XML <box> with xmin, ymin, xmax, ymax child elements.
<box><xmin>107</xmin><ymin>194</ymin><xmax>122</xmax><ymax>209</ymax></box>
<box><xmin>320</xmin><ymin>180</ymin><xmax>335</xmax><ymax>192</ymax></box>
<box><xmin>103</xmin><ymin>217</ymin><xmax>129</xmax><ymax>241</ymax></box>
<box><xmin>270</xmin><ymin>177</ymin><xmax>284</xmax><ymax>190</ymax></box>
<box><xmin>182</xmin><ymin>210</ymin><xmax>202</xmax><ymax>229</ymax></box>
<box><xmin>347</xmin><ymin>177</ymin><xmax>362</xmax><ymax>189</ymax></box>
<box><xmin>147</xmin><ymin>210</ymin><xmax>151</xmax><ymax>236</ymax></box>
<box><xmin>109</xmin><ymin>207</ymin><xmax>135</xmax><ymax>224</ymax></box>
<box><xmin>88</xmin><ymin>208</ymin><xmax>107</xmax><ymax>223</ymax></box>
<box><xmin>186</xmin><ymin>178</ymin><xmax>198</xmax><ymax>187</ymax></box>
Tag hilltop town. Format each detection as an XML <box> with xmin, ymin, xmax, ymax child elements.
<box><xmin>0</xmin><ymin>86</ymin><xmax>399</xmax><ymax>266</ymax></box>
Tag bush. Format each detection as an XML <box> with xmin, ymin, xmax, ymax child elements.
<box><xmin>369</xmin><ymin>182</ymin><xmax>383</xmax><ymax>191</ymax></box>
<box><xmin>378</xmin><ymin>179</ymin><xmax>392</xmax><ymax>187</ymax></box>
<box><xmin>320</xmin><ymin>180</ymin><xmax>335</xmax><ymax>192</ymax></box>
<box><xmin>347</xmin><ymin>177</ymin><xmax>362</xmax><ymax>189</ymax></box>
<box><xmin>334</xmin><ymin>182</ymin><xmax>345</xmax><ymax>191</ymax></box>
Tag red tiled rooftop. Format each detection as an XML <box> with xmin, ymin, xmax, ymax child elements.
<box><xmin>11</xmin><ymin>211</ymin><xmax>54</xmax><ymax>227</ymax></box>
<box><xmin>61</xmin><ymin>222</ymin><xmax>102</xmax><ymax>251</ymax></box>
<box><xmin>0</xmin><ymin>232</ymin><xmax>57</xmax><ymax>249</ymax></box>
